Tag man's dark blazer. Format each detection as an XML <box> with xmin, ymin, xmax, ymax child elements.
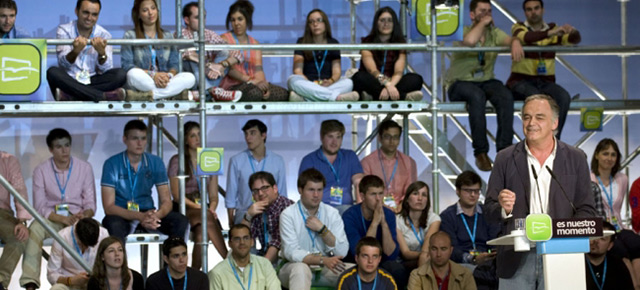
<box><xmin>484</xmin><ymin>140</ymin><xmax>596</xmax><ymax>278</ymax></box>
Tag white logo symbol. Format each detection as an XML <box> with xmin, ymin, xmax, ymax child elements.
<box><xmin>531</xmin><ymin>222</ymin><xmax>550</xmax><ymax>234</ymax></box>
<box><xmin>203</xmin><ymin>156</ymin><xmax>218</xmax><ymax>167</ymax></box>
<box><xmin>1</xmin><ymin>56</ymin><xmax>39</xmax><ymax>82</ymax></box>
<box><xmin>586</xmin><ymin>115</ymin><xmax>600</xmax><ymax>126</ymax></box>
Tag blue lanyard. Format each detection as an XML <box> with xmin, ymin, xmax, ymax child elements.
<box><xmin>379</xmin><ymin>51</ymin><xmax>388</xmax><ymax>75</ymax></box>
<box><xmin>262</xmin><ymin>213</ymin><xmax>269</xmax><ymax>247</ymax></box>
<box><xmin>70</xmin><ymin>227</ymin><xmax>86</xmax><ymax>258</ymax></box>
<box><xmin>378</xmin><ymin>151</ymin><xmax>398</xmax><ymax>190</ymax></box>
<box><xmin>587</xmin><ymin>256</ymin><xmax>607</xmax><ymax>290</ymax></box>
<box><xmin>357</xmin><ymin>272</ymin><xmax>378</xmax><ymax>290</ymax></box>
<box><xmin>298</xmin><ymin>202</ymin><xmax>319</xmax><ymax>251</ymax></box>
<box><xmin>360</xmin><ymin>206</ymin><xmax>372</xmax><ymax>233</ymax></box>
<box><xmin>106</xmin><ymin>278</ymin><xmax>123</xmax><ymax>290</ymax></box>
<box><xmin>597</xmin><ymin>176</ymin><xmax>615</xmax><ymax>216</ymax></box>
<box><xmin>231</xmin><ymin>32</ymin><xmax>251</xmax><ymax>73</ymax></box>
<box><xmin>188</xmin><ymin>161</ymin><xmax>202</xmax><ymax>194</ymax></box>
<box><xmin>2</xmin><ymin>27</ymin><xmax>16</xmax><ymax>39</ymax></box>
<box><xmin>409</xmin><ymin>218</ymin><xmax>424</xmax><ymax>247</ymax></box>
<box><xmin>230</xmin><ymin>260</ymin><xmax>252</xmax><ymax>290</ymax></box>
<box><xmin>145</xmin><ymin>33</ymin><xmax>157</xmax><ymax>71</ymax></box>
<box><xmin>460</xmin><ymin>212</ymin><xmax>478</xmax><ymax>249</ymax></box>
<box><xmin>166</xmin><ymin>267</ymin><xmax>187</xmax><ymax>290</ymax></box>
<box><xmin>51</xmin><ymin>157</ymin><xmax>74</xmax><ymax>202</ymax></box>
<box><xmin>321</xmin><ymin>151</ymin><xmax>341</xmax><ymax>183</ymax></box>
<box><xmin>74</xmin><ymin>23</ymin><xmax>95</xmax><ymax>66</ymax></box>
<box><xmin>125</xmin><ymin>154</ymin><xmax>140</xmax><ymax>203</ymax></box>
<box><xmin>313</xmin><ymin>50</ymin><xmax>328</xmax><ymax>80</ymax></box>
<box><xmin>247</xmin><ymin>152</ymin><xmax>266</xmax><ymax>173</ymax></box>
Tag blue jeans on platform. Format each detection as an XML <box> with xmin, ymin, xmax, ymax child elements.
<box><xmin>509</xmin><ymin>79</ymin><xmax>571</xmax><ymax>139</ymax></box>
<box><xmin>102</xmin><ymin>211</ymin><xmax>189</xmax><ymax>243</ymax></box>
<box><xmin>448</xmin><ymin>79</ymin><xmax>514</xmax><ymax>156</ymax></box>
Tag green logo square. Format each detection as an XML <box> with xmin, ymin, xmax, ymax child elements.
<box><xmin>582</xmin><ymin>109</ymin><xmax>602</xmax><ymax>130</ymax></box>
<box><xmin>526</xmin><ymin>214</ymin><xmax>553</xmax><ymax>241</ymax></box>
<box><xmin>0</xmin><ymin>43</ymin><xmax>41</xmax><ymax>94</ymax></box>
<box><xmin>416</xmin><ymin>0</ymin><xmax>460</xmax><ymax>37</ymax></box>
<box><xmin>197</xmin><ymin>148</ymin><xmax>224</xmax><ymax>175</ymax></box>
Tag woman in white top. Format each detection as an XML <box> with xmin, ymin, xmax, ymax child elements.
<box><xmin>396</xmin><ymin>181</ymin><xmax>440</xmax><ymax>270</ymax></box>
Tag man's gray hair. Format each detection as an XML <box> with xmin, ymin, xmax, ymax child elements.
<box><xmin>523</xmin><ymin>94</ymin><xmax>560</xmax><ymax>122</ymax></box>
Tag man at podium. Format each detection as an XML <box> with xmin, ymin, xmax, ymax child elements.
<box><xmin>484</xmin><ymin>94</ymin><xmax>596</xmax><ymax>289</ymax></box>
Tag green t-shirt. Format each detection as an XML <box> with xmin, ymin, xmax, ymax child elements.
<box><xmin>444</xmin><ymin>25</ymin><xmax>508</xmax><ymax>87</ymax></box>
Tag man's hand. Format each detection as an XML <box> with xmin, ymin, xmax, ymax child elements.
<box><xmin>71</xmin><ymin>36</ymin><xmax>88</xmax><ymax>55</ymax></box>
<box><xmin>510</xmin><ymin>39</ymin><xmax>524</xmax><ymax>62</ymax></box>
<box><xmin>70</xmin><ymin>273</ymin><xmax>90</xmax><ymax>287</ymax></box>
<box><xmin>183</xmin><ymin>50</ymin><xmax>199</xmax><ymax>63</ymax></box>
<box><xmin>141</xmin><ymin>210</ymin><xmax>161</xmax><ymax>230</ymax></box>
<box><xmin>206</xmin><ymin>63</ymin><xmax>224</xmax><ymax>80</ymax></box>
<box><xmin>498</xmin><ymin>189</ymin><xmax>516</xmax><ymax>215</ymax></box>
<box><xmin>92</xmin><ymin>37</ymin><xmax>107</xmax><ymax>56</ymax></box>
<box><xmin>208</xmin><ymin>205</ymin><xmax>218</xmax><ymax>220</ymax></box>
<box><xmin>305</xmin><ymin>216</ymin><xmax>324</xmax><ymax>232</ymax></box>
<box><xmin>61</xmin><ymin>214</ymin><xmax>80</xmax><ymax>226</ymax></box>
<box><xmin>561</xmin><ymin>24</ymin><xmax>575</xmax><ymax>34</ymax></box>
<box><xmin>547</xmin><ymin>25</ymin><xmax>565</xmax><ymax>37</ymax></box>
<box><xmin>475</xmin><ymin>252</ymin><xmax>497</xmax><ymax>265</ymax></box>
<box><xmin>14</xmin><ymin>223</ymin><xmax>29</xmax><ymax>242</ymax></box>
<box><xmin>153</xmin><ymin>72</ymin><xmax>172</xmax><ymax>88</ymax></box>
<box><xmin>372</xmin><ymin>201</ymin><xmax>384</xmax><ymax>226</ymax></box>
<box><xmin>478</xmin><ymin>12</ymin><xmax>493</xmax><ymax>27</ymax></box>
<box><xmin>247</xmin><ymin>200</ymin><xmax>268</xmax><ymax>218</ymax></box>
<box><xmin>323</xmin><ymin>256</ymin><xmax>345</xmax><ymax>274</ymax></box>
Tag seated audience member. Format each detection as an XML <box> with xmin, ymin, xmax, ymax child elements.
<box><xmin>220</xmin><ymin>0</ymin><xmax>289</xmax><ymax>102</ymax></box>
<box><xmin>47</xmin><ymin>0</ymin><xmax>128</xmax><ymax>102</ymax></box>
<box><xmin>590</xmin><ymin>138</ymin><xmax>640</xmax><ymax>286</ymax></box>
<box><xmin>47</xmin><ymin>218</ymin><xmax>109</xmax><ymax>290</ymax></box>
<box><xmin>444</xmin><ymin>0</ymin><xmax>522</xmax><ymax>171</ymax></box>
<box><xmin>121</xmin><ymin>0</ymin><xmax>196</xmax><ymax>101</ymax></box>
<box><xmin>227</xmin><ymin>119</ymin><xmax>287</xmax><ymax>226</ymax></box>
<box><xmin>178</xmin><ymin>1</ymin><xmax>243</xmax><ymax>102</ymax></box>
<box><xmin>241</xmin><ymin>171</ymin><xmax>294</xmax><ymax>263</ymax></box>
<box><xmin>279</xmin><ymin>169</ymin><xmax>350</xmax><ymax>289</ymax></box>
<box><xmin>20</xmin><ymin>128</ymin><xmax>96</xmax><ymax>290</ymax></box>
<box><xmin>337</xmin><ymin>237</ymin><xmax>398</xmax><ymax>290</ymax></box>
<box><xmin>585</xmin><ymin>222</ymin><xmax>634</xmax><ymax>290</ymax></box>
<box><xmin>343</xmin><ymin>175</ymin><xmax>407</xmax><ymax>289</ymax></box>
<box><xmin>360</xmin><ymin>119</ymin><xmax>417</xmax><ymax>210</ymax></box>
<box><xmin>287</xmin><ymin>9</ymin><xmax>359</xmax><ymax>102</ymax></box>
<box><xmin>507</xmin><ymin>0</ymin><xmax>579</xmax><ymax>139</ymax></box>
<box><xmin>408</xmin><ymin>231</ymin><xmax>477</xmax><ymax>290</ymax></box>
<box><xmin>146</xmin><ymin>236</ymin><xmax>209</xmax><ymax>290</ymax></box>
<box><xmin>0</xmin><ymin>0</ymin><xmax>29</xmax><ymax>39</ymax></box>
<box><xmin>167</xmin><ymin>121</ymin><xmax>227</xmax><ymax>270</ymax></box>
<box><xmin>397</xmin><ymin>181</ymin><xmax>441</xmax><ymax>270</ymax></box>
<box><xmin>299</xmin><ymin>119</ymin><xmax>364</xmax><ymax>214</ymax></box>
<box><xmin>440</xmin><ymin>171</ymin><xmax>499</xmax><ymax>289</ymax></box>
<box><xmin>101</xmin><ymin>120</ymin><xmax>188</xmax><ymax>243</ymax></box>
<box><xmin>209</xmin><ymin>224</ymin><xmax>280</xmax><ymax>290</ymax></box>
<box><xmin>351</xmin><ymin>7</ymin><xmax>423</xmax><ymax>101</ymax></box>
<box><xmin>88</xmin><ymin>236</ymin><xmax>144</xmax><ymax>290</ymax></box>
<box><xmin>0</xmin><ymin>151</ymin><xmax>31</xmax><ymax>290</ymax></box>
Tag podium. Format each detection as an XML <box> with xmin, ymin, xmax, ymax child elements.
<box><xmin>487</xmin><ymin>216</ymin><xmax>612</xmax><ymax>290</ymax></box>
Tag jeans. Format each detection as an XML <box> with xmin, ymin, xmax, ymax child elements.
<box><xmin>352</xmin><ymin>71</ymin><xmax>423</xmax><ymax>100</ymax></box>
<box><xmin>509</xmin><ymin>79</ymin><xmax>571</xmax><ymax>139</ymax></box>
<box><xmin>448</xmin><ymin>79</ymin><xmax>514</xmax><ymax>155</ymax></box>
<box><xmin>499</xmin><ymin>250</ymin><xmax>544</xmax><ymax>290</ymax></box>
<box><xmin>182</xmin><ymin>51</ymin><xmax>229</xmax><ymax>90</ymax></box>
<box><xmin>287</xmin><ymin>75</ymin><xmax>353</xmax><ymax>101</ymax></box>
<box><xmin>47</xmin><ymin>67</ymin><xmax>127</xmax><ymax>101</ymax></box>
<box><xmin>102</xmin><ymin>211</ymin><xmax>189</xmax><ymax>243</ymax></box>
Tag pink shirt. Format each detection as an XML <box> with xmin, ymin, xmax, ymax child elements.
<box><xmin>47</xmin><ymin>225</ymin><xmax>109</xmax><ymax>284</ymax></box>
<box><xmin>0</xmin><ymin>151</ymin><xmax>31</xmax><ymax>220</ymax></box>
<box><xmin>32</xmin><ymin>156</ymin><xmax>96</xmax><ymax>219</ymax></box>
<box><xmin>361</xmin><ymin>149</ymin><xmax>417</xmax><ymax>205</ymax></box>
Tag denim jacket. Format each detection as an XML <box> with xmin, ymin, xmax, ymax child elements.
<box><xmin>121</xmin><ymin>29</ymin><xmax>179</xmax><ymax>72</ymax></box>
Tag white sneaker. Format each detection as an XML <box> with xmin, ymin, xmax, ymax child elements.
<box><xmin>405</xmin><ymin>90</ymin><xmax>423</xmax><ymax>101</ymax></box>
<box><xmin>289</xmin><ymin>91</ymin><xmax>304</xmax><ymax>102</ymax></box>
<box><xmin>336</xmin><ymin>91</ymin><xmax>359</xmax><ymax>102</ymax></box>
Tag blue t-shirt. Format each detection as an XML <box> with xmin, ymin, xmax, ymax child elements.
<box><xmin>101</xmin><ymin>151</ymin><xmax>169</xmax><ymax>211</ymax></box>
<box><xmin>299</xmin><ymin>147</ymin><xmax>363</xmax><ymax>205</ymax></box>
<box><xmin>342</xmin><ymin>203</ymin><xmax>399</xmax><ymax>261</ymax></box>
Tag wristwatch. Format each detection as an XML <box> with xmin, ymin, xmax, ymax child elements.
<box><xmin>319</xmin><ymin>256</ymin><xmax>324</xmax><ymax>266</ymax></box>
<box><xmin>98</xmin><ymin>54</ymin><xmax>107</xmax><ymax>62</ymax></box>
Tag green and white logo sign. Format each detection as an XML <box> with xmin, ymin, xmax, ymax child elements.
<box><xmin>415</xmin><ymin>0</ymin><xmax>461</xmax><ymax>37</ymax></box>
<box><xmin>0</xmin><ymin>43</ymin><xmax>41</xmax><ymax>94</ymax></box>
<box><xmin>580</xmin><ymin>107</ymin><xmax>603</xmax><ymax>132</ymax></box>
<box><xmin>526</xmin><ymin>214</ymin><xmax>553</xmax><ymax>241</ymax></box>
<box><xmin>197</xmin><ymin>147</ymin><xmax>224</xmax><ymax>175</ymax></box>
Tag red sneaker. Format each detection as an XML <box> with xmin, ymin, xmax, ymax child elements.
<box><xmin>209</xmin><ymin>87</ymin><xmax>242</xmax><ymax>102</ymax></box>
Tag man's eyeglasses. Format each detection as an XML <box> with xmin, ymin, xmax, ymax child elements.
<box><xmin>251</xmin><ymin>185</ymin><xmax>272</xmax><ymax>195</ymax></box>
<box><xmin>461</xmin><ymin>188</ymin><xmax>481</xmax><ymax>195</ymax></box>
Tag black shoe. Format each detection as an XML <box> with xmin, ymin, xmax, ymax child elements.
<box><xmin>24</xmin><ymin>282</ymin><xmax>38</xmax><ymax>290</ymax></box>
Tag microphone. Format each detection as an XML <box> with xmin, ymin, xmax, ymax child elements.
<box><xmin>530</xmin><ymin>165</ymin><xmax>545</xmax><ymax>214</ymax></box>
<box><xmin>545</xmin><ymin>165</ymin><xmax>577</xmax><ymax>216</ymax></box>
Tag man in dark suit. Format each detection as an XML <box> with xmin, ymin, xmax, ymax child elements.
<box><xmin>484</xmin><ymin>94</ymin><xmax>596</xmax><ymax>289</ymax></box>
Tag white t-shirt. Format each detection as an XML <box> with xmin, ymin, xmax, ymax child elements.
<box><xmin>396</xmin><ymin>213</ymin><xmax>441</xmax><ymax>251</ymax></box>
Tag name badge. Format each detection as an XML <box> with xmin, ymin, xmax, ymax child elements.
<box><xmin>329</xmin><ymin>186</ymin><xmax>343</xmax><ymax>206</ymax></box>
<box><xmin>384</xmin><ymin>195</ymin><xmax>396</xmax><ymax>208</ymax></box>
<box><xmin>609</xmin><ymin>216</ymin><xmax>621</xmax><ymax>231</ymax></box>
<box><xmin>469</xmin><ymin>248</ymin><xmax>479</xmax><ymax>256</ymax></box>
<box><xmin>55</xmin><ymin>203</ymin><xmax>70</xmax><ymax>217</ymax></box>
<box><xmin>75</xmin><ymin>69</ymin><xmax>91</xmax><ymax>85</ymax></box>
<box><xmin>194</xmin><ymin>198</ymin><xmax>201</xmax><ymax>205</ymax></box>
<box><xmin>537</xmin><ymin>60</ymin><xmax>547</xmax><ymax>75</ymax></box>
<box><xmin>472</xmin><ymin>69</ymin><xmax>484</xmax><ymax>79</ymax></box>
<box><xmin>127</xmin><ymin>201</ymin><xmax>140</xmax><ymax>212</ymax></box>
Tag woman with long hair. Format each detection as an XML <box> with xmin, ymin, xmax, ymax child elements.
<box><xmin>122</xmin><ymin>0</ymin><xmax>195</xmax><ymax>100</ymax></box>
<box><xmin>88</xmin><ymin>236</ymin><xmax>144</xmax><ymax>290</ymax></box>
<box><xmin>287</xmin><ymin>9</ymin><xmax>359</xmax><ymax>102</ymax></box>
<box><xmin>219</xmin><ymin>0</ymin><xmax>288</xmax><ymax>102</ymax></box>
<box><xmin>591</xmin><ymin>138</ymin><xmax>640</xmax><ymax>287</ymax></box>
<box><xmin>396</xmin><ymin>181</ymin><xmax>441</xmax><ymax>269</ymax></box>
<box><xmin>168</xmin><ymin>121</ymin><xmax>228</xmax><ymax>270</ymax></box>
<box><xmin>351</xmin><ymin>7</ymin><xmax>423</xmax><ymax>101</ymax></box>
